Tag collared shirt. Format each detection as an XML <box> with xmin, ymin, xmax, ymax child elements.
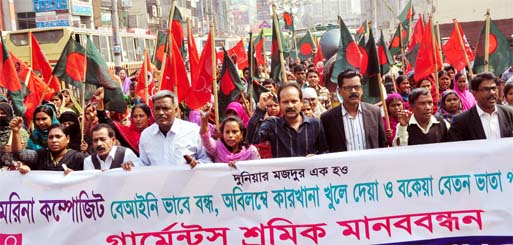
<box><xmin>341</xmin><ymin>104</ymin><xmax>366</xmax><ymax>151</ymax></box>
<box><xmin>249</xmin><ymin>108</ymin><xmax>328</xmax><ymax>158</ymax></box>
<box><xmin>139</xmin><ymin>119</ymin><xmax>212</xmax><ymax>166</ymax></box>
<box><xmin>476</xmin><ymin>104</ymin><xmax>500</xmax><ymax>139</ymax></box>
<box><xmin>83</xmin><ymin>146</ymin><xmax>141</xmax><ymax>170</ymax></box>
<box><xmin>393</xmin><ymin>115</ymin><xmax>450</xmax><ymax>146</ymax></box>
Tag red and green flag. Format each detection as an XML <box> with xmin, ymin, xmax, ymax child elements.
<box><xmin>271</xmin><ymin>11</ymin><xmax>290</xmax><ymax>84</ymax></box>
<box><xmin>355</xmin><ymin>20</ymin><xmax>368</xmax><ymax>42</ymax></box>
<box><xmin>297</xmin><ymin>30</ymin><xmax>316</xmax><ymax>61</ymax></box>
<box><xmin>473</xmin><ymin>15</ymin><xmax>513</xmax><ymax>75</ymax></box>
<box><xmin>405</xmin><ymin>14</ymin><xmax>425</xmax><ymax>68</ymax></box>
<box><xmin>389</xmin><ymin>23</ymin><xmax>408</xmax><ymax>56</ymax></box>
<box><xmin>254</xmin><ymin>29</ymin><xmax>265</xmax><ymax>66</ymax></box>
<box><xmin>313</xmin><ymin>38</ymin><xmax>324</xmax><ymax>66</ymax></box>
<box><xmin>283</xmin><ymin>12</ymin><xmax>294</xmax><ymax>31</ymax></box>
<box><xmin>330</xmin><ymin>16</ymin><xmax>362</xmax><ymax>83</ymax></box>
<box><xmin>218</xmin><ymin>48</ymin><xmax>246</xmax><ymax>120</ymax></box>
<box><xmin>398</xmin><ymin>0</ymin><xmax>415</xmax><ymax>34</ymax></box>
<box><xmin>414</xmin><ymin>16</ymin><xmax>442</xmax><ymax>83</ymax></box>
<box><xmin>378</xmin><ymin>29</ymin><xmax>394</xmax><ymax>74</ymax></box>
<box><xmin>1</xmin><ymin>43</ymin><xmax>25</xmax><ymax>117</ymax></box>
<box><xmin>363</xmin><ymin>29</ymin><xmax>382</xmax><ymax>102</ymax></box>
<box><xmin>152</xmin><ymin>30</ymin><xmax>167</xmax><ymax>70</ymax></box>
<box><xmin>358</xmin><ymin>35</ymin><xmax>368</xmax><ymax>75</ymax></box>
<box><xmin>442</xmin><ymin>19</ymin><xmax>474</xmax><ymax>71</ymax></box>
<box><xmin>171</xmin><ymin>6</ymin><xmax>185</xmax><ymax>56</ymax></box>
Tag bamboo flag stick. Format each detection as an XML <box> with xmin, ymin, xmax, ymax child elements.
<box><xmin>272</xmin><ymin>5</ymin><xmax>288</xmax><ymax>84</ymax></box>
<box><xmin>484</xmin><ymin>9</ymin><xmax>491</xmax><ymax>72</ymax></box>
<box><xmin>210</xmin><ymin>23</ymin><xmax>219</xmax><ymax>132</ymax></box>
<box><xmin>248</xmin><ymin>32</ymin><xmax>254</xmax><ymax>114</ymax></box>
<box><xmin>158</xmin><ymin>0</ymin><xmax>177</xmax><ymax>93</ymax></box>
<box><xmin>429</xmin><ymin>17</ymin><xmax>440</xmax><ymax>103</ymax></box>
<box><xmin>453</xmin><ymin>19</ymin><xmax>474</xmax><ymax>78</ymax></box>
<box><xmin>81</xmin><ymin>35</ymin><xmax>89</xmax><ymax>143</ymax></box>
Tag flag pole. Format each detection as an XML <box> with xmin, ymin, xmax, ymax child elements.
<box><xmin>379</xmin><ymin>73</ymin><xmax>391</xmax><ymax>139</ymax></box>
<box><xmin>81</xmin><ymin>35</ymin><xmax>89</xmax><ymax>143</ymax></box>
<box><xmin>429</xmin><ymin>16</ymin><xmax>440</xmax><ymax>103</ymax></box>
<box><xmin>453</xmin><ymin>19</ymin><xmax>474</xmax><ymax>78</ymax></box>
<box><xmin>158</xmin><ymin>0</ymin><xmax>176</xmax><ymax>93</ymax></box>
<box><xmin>248</xmin><ymin>32</ymin><xmax>255</xmax><ymax>114</ymax></box>
<box><xmin>272</xmin><ymin>5</ymin><xmax>288</xmax><ymax>84</ymax></box>
<box><xmin>484</xmin><ymin>9</ymin><xmax>490</xmax><ymax>73</ymax></box>
<box><xmin>210</xmin><ymin>23</ymin><xmax>220</xmax><ymax>132</ymax></box>
<box><xmin>143</xmin><ymin>49</ymin><xmax>149</xmax><ymax>104</ymax></box>
<box><xmin>435</xmin><ymin>22</ymin><xmax>444</xmax><ymax>68</ymax></box>
<box><xmin>399</xmin><ymin>23</ymin><xmax>407</xmax><ymax>72</ymax></box>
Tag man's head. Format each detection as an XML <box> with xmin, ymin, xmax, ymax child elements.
<box><xmin>243</xmin><ymin>67</ymin><xmax>250</xmax><ymax>81</ymax></box>
<box><xmin>277</xmin><ymin>83</ymin><xmax>303</xmax><ymax>121</ymax></box>
<box><xmin>293</xmin><ymin>64</ymin><xmax>306</xmax><ymax>85</ymax></box>
<box><xmin>262</xmin><ymin>79</ymin><xmax>277</xmax><ymax>94</ymax></box>
<box><xmin>409</xmin><ymin>88</ymin><xmax>433</xmax><ymax>123</ymax></box>
<box><xmin>152</xmin><ymin>90</ymin><xmax>178</xmax><ymax>132</ymax></box>
<box><xmin>337</xmin><ymin>69</ymin><xmax>363</xmax><ymax>107</ymax></box>
<box><xmin>306</xmin><ymin>69</ymin><xmax>320</xmax><ymax>88</ymax></box>
<box><xmin>91</xmin><ymin>123</ymin><xmax>116</xmax><ymax>160</ymax></box>
<box><xmin>471</xmin><ymin>72</ymin><xmax>498</xmax><ymax>112</ymax></box>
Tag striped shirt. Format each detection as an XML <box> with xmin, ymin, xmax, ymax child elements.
<box><xmin>248</xmin><ymin>108</ymin><xmax>328</xmax><ymax>158</ymax></box>
<box><xmin>341</xmin><ymin>104</ymin><xmax>367</xmax><ymax>151</ymax></box>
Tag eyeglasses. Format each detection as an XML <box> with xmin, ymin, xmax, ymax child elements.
<box><xmin>478</xmin><ymin>86</ymin><xmax>497</xmax><ymax>93</ymax></box>
<box><xmin>340</xmin><ymin>85</ymin><xmax>362</xmax><ymax>92</ymax></box>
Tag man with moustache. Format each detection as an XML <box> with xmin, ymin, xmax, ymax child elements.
<box><xmin>84</xmin><ymin>123</ymin><xmax>141</xmax><ymax>170</ymax></box>
<box><xmin>447</xmin><ymin>72</ymin><xmax>513</xmax><ymax>141</ymax></box>
<box><xmin>321</xmin><ymin>69</ymin><xmax>386</xmax><ymax>152</ymax></box>
<box><xmin>393</xmin><ymin>88</ymin><xmax>449</xmax><ymax>146</ymax></box>
<box><xmin>248</xmin><ymin>83</ymin><xmax>328</xmax><ymax>158</ymax></box>
<box><xmin>139</xmin><ymin>90</ymin><xmax>211</xmax><ymax>167</ymax></box>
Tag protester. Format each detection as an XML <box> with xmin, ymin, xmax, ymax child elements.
<box><xmin>504</xmin><ymin>81</ymin><xmax>513</xmax><ymax>107</ymax></box>
<box><xmin>448</xmin><ymin>72</ymin><xmax>513</xmax><ymax>141</ymax></box>
<box><xmin>119</xmin><ymin>68</ymin><xmax>132</xmax><ymax>95</ymax></box>
<box><xmin>393</xmin><ymin>88</ymin><xmax>449</xmax><ymax>146</ymax></box>
<box><xmin>438</xmin><ymin>70</ymin><xmax>452</xmax><ymax>93</ymax></box>
<box><xmin>444</xmin><ymin>65</ymin><xmax>456</xmax><ymax>82</ymax></box>
<box><xmin>383</xmin><ymin>93</ymin><xmax>404</xmax><ymax>146</ymax></box>
<box><xmin>301</xmin><ymin>99</ymin><xmax>316</xmax><ymax>118</ymax></box>
<box><xmin>453</xmin><ymin>73</ymin><xmax>476</xmax><ymax>111</ymax></box>
<box><xmin>321</xmin><ymin>69</ymin><xmax>386</xmax><ymax>152</ymax></box>
<box><xmin>50</xmin><ymin>91</ymin><xmax>65</xmax><ymax>117</ymax></box>
<box><xmin>27</xmin><ymin>104</ymin><xmax>60</xmax><ymax>150</ymax></box>
<box><xmin>200</xmin><ymin>104</ymin><xmax>260</xmax><ymax>165</ymax></box>
<box><xmin>58</xmin><ymin>111</ymin><xmax>83</xmax><ymax>152</ymax></box>
<box><xmin>262</xmin><ymin>79</ymin><xmax>277</xmax><ymax>94</ymax></box>
<box><xmin>61</xmin><ymin>89</ymin><xmax>81</xmax><ymax>114</ymax></box>
<box><xmin>93</xmin><ymin>87</ymin><xmax>153</xmax><ymax>155</ymax></box>
<box><xmin>306</xmin><ymin>69</ymin><xmax>331</xmax><ymax>110</ymax></box>
<box><xmin>83</xmin><ymin>102</ymin><xmax>99</xmax><ymax>150</ymax></box>
<box><xmin>0</xmin><ymin>103</ymin><xmax>29</xmax><ymax>168</ymax></box>
<box><xmin>395</xmin><ymin>75</ymin><xmax>410</xmax><ymax>109</ymax></box>
<box><xmin>225</xmin><ymin>102</ymin><xmax>250</xmax><ymax>129</ymax></box>
<box><xmin>436</xmin><ymin>90</ymin><xmax>462</xmax><ymax>125</ymax></box>
<box><xmin>292</xmin><ymin>64</ymin><xmax>306</xmax><ymax>87</ymax></box>
<box><xmin>248</xmin><ymin>83</ymin><xmax>328</xmax><ymax>157</ymax></box>
<box><xmin>250</xmin><ymin>95</ymin><xmax>280</xmax><ymax>159</ymax></box>
<box><xmin>139</xmin><ymin>90</ymin><xmax>211</xmax><ymax>167</ymax></box>
<box><xmin>303</xmin><ymin>87</ymin><xmax>326</xmax><ymax>118</ymax></box>
<box><xmin>14</xmin><ymin>124</ymin><xmax>86</xmax><ymax>174</ymax></box>
<box><xmin>83</xmin><ymin>123</ymin><xmax>141</xmax><ymax>171</ymax></box>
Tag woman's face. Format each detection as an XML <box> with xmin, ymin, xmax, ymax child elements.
<box><xmin>132</xmin><ymin>108</ymin><xmax>150</xmax><ymax>129</ymax></box>
<box><xmin>419</xmin><ymin>80</ymin><xmax>432</xmax><ymax>90</ymax></box>
<box><xmin>399</xmin><ymin>81</ymin><xmax>410</xmax><ymax>94</ymax></box>
<box><xmin>444</xmin><ymin>94</ymin><xmax>460</xmax><ymax>113</ymax></box>
<box><xmin>61</xmin><ymin>121</ymin><xmax>75</xmax><ymax>128</ymax></box>
<box><xmin>62</xmin><ymin>93</ymin><xmax>71</xmax><ymax>106</ymax></box>
<box><xmin>51</xmin><ymin>96</ymin><xmax>62</xmax><ymax>107</ymax></box>
<box><xmin>47</xmin><ymin>128</ymin><xmax>69</xmax><ymax>152</ymax></box>
<box><xmin>35</xmin><ymin>111</ymin><xmax>52</xmax><ymax>130</ymax></box>
<box><xmin>506</xmin><ymin>88</ymin><xmax>513</xmax><ymax>106</ymax></box>
<box><xmin>222</xmin><ymin>121</ymin><xmax>243</xmax><ymax>149</ymax></box>
<box><xmin>266</xmin><ymin>101</ymin><xmax>280</xmax><ymax>117</ymax></box>
<box><xmin>456</xmin><ymin>76</ymin><xmax>467</xmax><ymax>91</ymax></box>
<box><xmin>388</xmin><ymin>99</ymin><xmax>404</xmax><ymax>118</ymax></box>
<box><xmin>439</xmin><ymin>74</ymin><xmax>451</xmax><ymax>91</ymax></box>
<box><xmin>301</xmin><ymin>103</ymin><xmax>315</xmax><ymax>118</ymax></box>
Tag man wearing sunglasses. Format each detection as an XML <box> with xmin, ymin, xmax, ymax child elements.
<box><xmin>448</xmin><ymin>72</ymin><xmax>513</xmax><ymax>141</ymax></box>
<box><xmin>321</xmin><ymin>69</ymin><xmax>387</xmax><ymax>152</ymax></box>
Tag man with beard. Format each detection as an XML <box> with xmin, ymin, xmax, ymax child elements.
<box><xmin>84</xmin><ymin>123</ymin><xmax>141</xmax><ymax>170</ymax></box>
<box><xmin>139</xmin><ymin>90</ymin><xmax>211</xmax><ymax>166</ymax></box>
<box><xmin>321</xmin><ymin>69</ymin><xmax>386</xmax><ymax>152</ymax></box>
<box><xmin>248</xmin><ymin>83</ymin><xmax>328</xmax><ymax>158</ymax></box>
<box><xmin>393</xmin><ymin>88</ymin><xmax>449</xmax><ymax>146</ymax></box>
<box><xmin>447</xmin><ymin>72</ymin><xmax>513</xmax><ymax>141</ymax></box>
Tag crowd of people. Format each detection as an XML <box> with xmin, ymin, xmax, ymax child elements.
<box><xmin>1</xmin><ymin>59</ymin><xmax>513</xmax><ymax>175</ymax></box>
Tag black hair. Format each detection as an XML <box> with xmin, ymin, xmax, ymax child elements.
<box><xmin>91</xmin><ymin>123</ymin><xmax>116</xmax><ymax>138</ymax></box>
<box><xmin>504</xmin><ymin>81</ymin><xmax>513</xmax><ymax>97</ymax></box>
<box><xmin>293</xmin><ymin>64</ymin><xmax>305</xmax><ymax>73</ymax></box>
<box><xmin>395</xmin><ymin>75</ymin><xmax>407</xmax><ymax>87</ymax></box>
<box><xmin>131</xmin><ymin>103</ymin><xmax>152</xmax><ymax>119</ymax></box>
<box><xmin>48</xmin><ymin>124</ymin><xmax>71</xmax><ymax>137</ymax></box>
<box><xmin>306</xmin><ymin>68</ymin><xmax>319</xmax><ymax>76</ymax></box>
<box><xmin>277</xmin><ymin>83</ymin><xmax>303</xmax><ymax>102</ymax></box>
<box><xmin>337</xmin><ymin>69</ymin><xmax>362</xmax><ymax>87</ymax></box>
<box><xmin>470</xmin><ymin>72</ymin><xmax>496</xmax><ymax>91</ymax></box>
<box><xmin>220</xmin><ymin>116</ymin><xmax>248</xmax><ymax>151</ymax></box>
<box><xmin>33</xmin><ymin>104</ymin><xmax>56</xmax><ymax>124</ymax></box>
<box><xmin>408</xmin><ymin>88</ymin><xmax>431</xmax><ymax>106</ymax></box>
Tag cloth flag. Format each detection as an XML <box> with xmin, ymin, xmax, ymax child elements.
<box><xmin>414</xmin><ymin>16</ymin><xmax>442</xmax><ymax>83</ymax></box>
<box><xmin>330</xmin><ymin>16</ymin><xmax>362</xmax><ymax>83</ymax></box>
<box><xmin>473</xmin><ymin>15</ymin><xmax>513</xmax><ymax>75</ymax></box>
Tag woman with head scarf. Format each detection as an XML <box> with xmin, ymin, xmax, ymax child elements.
<box><xmin>225</xmin><ymin>102</ymin><xmax>250</xmax><ymax>129</ymax></box>
<box><xmin>60</xmin><ymin>89</ymin><xmax>82</xmax><ymax>114</ymax></box>
<box><xmin>453</xmin><ymin>73</ymin><xmax>476</xmax><ymax>111</ymax></box>
<box><xmin>59</xmin><ymin>111</ymin><xmax>82</xmax><ymax>152</ymax></box>
<box><xmin>0</xmin><ymin>103</ymin><xmax>29</xmax><ymax>168</ymax></box>
<box><xmin>94</xmin><ymin>87</ymin><xmax>154</xmax><ymax>155</ymax></box>
<box><xmin>436</xmin><ymin>90</ymin><xmax>462</xmax><ymax>125</ymax></box>
<box><xmin>27</xmin><ymin>104</ymin><xmax>60</xmax><ymax>150</ymax></box>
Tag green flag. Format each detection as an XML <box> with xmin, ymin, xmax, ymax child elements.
<box><xmin>271</xmin><ymin>12</ymin><xmax>290</xmax><ymax>84</ymax></box>
<box><xmin>218</xmin><ymin>48</ymin><xmax>246</xmax><ymax>120</ymax></box>
<box><xmin>297</xmin><ymin>30</ymin><xmax>316</xmax><ymax>61</ymax></box>
<box><xmin>152</xmin><ymin>30</ymin><xmax>167</xmax><ymax>70</ymax></box>
<box><xmin>378</xmin><ymin>29</ymin><xmax>394</xmax><ymax>74</ymax></box>
<box><xmin>473</xmin><ymin>16</ymin><xmax>513</xmax><ymax>75</ymax></box>
<box><xmin>330</xmin><ymin>16</ymin><xmax>362</xmax><ymax>83</ymax></box>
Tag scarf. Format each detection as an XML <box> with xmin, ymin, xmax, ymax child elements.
<box><xmin>454</xmin><ymin>84</ymin><xmax>476</xmax><ymax>111</ymax></box>
<box><xmin>0</xmin><ymin>103</ymin><xmax>14</xmax><ymax>146</ymax></box>
<box><xmin>226</xmin><ymin>102</ymin><xmax>250</xmax><ymax>128</ymax></box>
<box><xmin>28</xmin><ymin>104</ymin><xmax>60</xmax><ymax>150</ymax></box>
<box><xmin>437</xmin><ymin>90</ymin><xmax>462</xmax><ymax>123</ymax></box>
<box><xmin>113</xmin><ymin>110</ymin><xmax>154</xmax><ymax>155</ymax></box>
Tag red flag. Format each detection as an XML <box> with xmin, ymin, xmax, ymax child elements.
<box><xmin>171</xmin><ymin>7</ymin><xmax>185</xmax><ymax>52</ymax></box>
<box><xmin>30</xmin><ymin>32</ymin><xmax>60</xmax><ymax>97</ymax></box>
<box><xmin>414</xmin><ymin>16</ymin><xmax>442</xmax><ymax>83</ymax></box>
<box><xmin>254</xmin><ymin>30</ymin><xmax>265</xmax><ymax>66</ymax></box>
<box><xmin>442</xmin><ymin>19</ymin><xmax>474</xmax><ymax>71</ymax></box>
<box><xmin>186</xmin><ymin>33</ymin><xmax>213</xmax><ymax>110</ymax></box>
<box><xmin>160</xmin><ymin>37</ymin><xmax>191</xmax><ymax>102</ymax></box>
<box><xmin>9</xmin><ymin>52</ymin><xmax>30</xmax><ymax>83</ymax></box>
<box><xmin>227</xmin><ymin>39</ymin><xmax>248</xmax><ymax>69</ymax></box>
<box><xmin>136</xmin><ymin>50</ymin><xmax>154</xmax><ymax>103</ymax></box>
<box><xmin>313</xmin><ymin>39</ymin><xmax>324</xmax><ymax>66</ymax></box>
<box><xmin>187</xmin><ymin>26</ymin><xmax>200</xmax><ymax>83</ymax></box>
<box><xmin>24</xmin><ymin>72</ymin><xmax>47</xmax><ymax>123</ymax></box>
<box><xmin>0</xmin><ymin>39</ymin><xmax>22</xmax><ymax>91</ymax></box>
<box><xmin>408</xmin><ymin>14</ymin><xmax>425</xmax><ymax>51</ymax></box>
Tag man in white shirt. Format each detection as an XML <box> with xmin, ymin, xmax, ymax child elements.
<box><xmin>139</xmin><ymin>90</ymin><xmax>211</xmax><ymax>167</ymax></box>
<box><xmin>84</xmin><ymin>124</ymin><xmax>141</xmax><ymax>170</ymax></box>
<box><xmin>448</xmin><ymin>72</ymin><xmax>513</xmax><ymax>141</ymax></box>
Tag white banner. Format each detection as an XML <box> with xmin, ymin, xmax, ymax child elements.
<box><xmin>1</xmin><ymin>139</ymin><xmax>513</xmax><ymax>244</ymax></box>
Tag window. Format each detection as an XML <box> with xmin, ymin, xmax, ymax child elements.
<box><xmin>17</xmin><ymin>12</ymin><xmax>36</xmax><ymax>30</ymax></box>
<box><xmin>99</xmin><ymin>36</ymin><xmax>111</xmax><ymax>62</ymax></box>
